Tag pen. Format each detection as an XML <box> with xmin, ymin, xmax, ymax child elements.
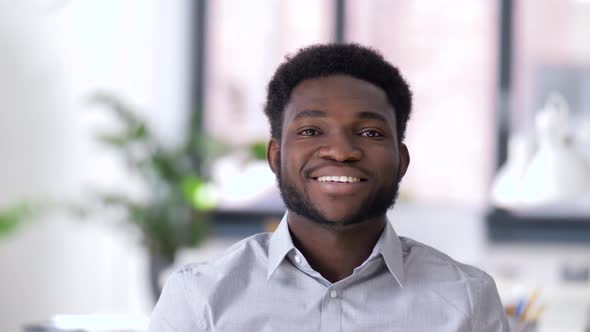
<box><xmin>529</xmin><ymin>305</ymin><xmax>544</xmax><ymax>322</ymax></box>
<box><xmin>515</xmin><ymin>298</ymin><xmax>527</xmax><ymax>319</ymax></box>
<box><xmin>515</xmin><ymin>305</ymin><xmax>544</xmax><ymax>332</ymax></box>
<box><xmin>521</xmin><ymin>288</ymin><xmax>541</xmax><ymax>321</ymax></box>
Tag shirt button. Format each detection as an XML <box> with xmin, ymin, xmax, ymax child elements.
<box><xmin>330</xmin><ymin>290</ymin><xmax>338</xmax><ymax>298</ymax></box>
<box><xmin>294</xmin><ymin>255</ymin><xmax>302</xmax><ymax>264</ymax></box>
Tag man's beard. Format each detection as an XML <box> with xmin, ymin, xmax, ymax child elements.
<box><xmin>276</xmin><ymin>159</ymin><xmax>402</xmax><ymax>228</ymax></box>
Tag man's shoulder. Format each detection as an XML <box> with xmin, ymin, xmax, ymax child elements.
<box><xmin>399</xmin><ymin>236</ymin><xmax>502</xmax><ymax>322</ymax></box>
<box><xmin>399</xmin><ymin>236</ymin><xmax>493</xmax><ymax>285</ymax></box>
<box><xmin>173</xmin><ymin>232</ymin><xmax>272</xmax><ymax>283</ymax></box>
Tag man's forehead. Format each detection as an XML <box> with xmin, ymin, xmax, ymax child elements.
<box><xmin>291</xmin><ymin>109</ymin><xmax>390</xmax><ymax>124</ymax></box>
<box><xmin>281</xmin><ymin>75</ymin><xmax>397</xmax><ymax>126</ymax></box>
<box><xmin>289</xmin><ymin>75</ymin><xmax>390</xmax><ymax>107</ymax></box>
<box><xmin>290</xmin><ymin>75</ymin><xmax>387</xmax><ymax>99</ymax></box>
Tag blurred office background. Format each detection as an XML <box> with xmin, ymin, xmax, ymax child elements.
<box><xmin>1</xmin><ymin>0</ymin><xmax>589</xmax><ymax>331</ymax></box>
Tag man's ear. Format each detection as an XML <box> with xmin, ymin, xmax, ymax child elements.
<box><xmin>267</xmin><ymin>138</ymin><xmax>280</xmax><ymax>175</ymax></box>
<box><xmin>398</xmin><ymin>143</ymin><xmax>410</xmax><ymax>178</ymax></box>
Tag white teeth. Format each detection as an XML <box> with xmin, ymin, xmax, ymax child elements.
<box><xmin>316</xmin><ymin>176</ymin><xmax>360</xmax><ymax>183</ymax></box>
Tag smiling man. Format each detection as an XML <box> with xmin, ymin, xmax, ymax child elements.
<box><xmin>149</xmin><ymin>44</ymin><xmax>509</xmax><ymax>332</ymax></box>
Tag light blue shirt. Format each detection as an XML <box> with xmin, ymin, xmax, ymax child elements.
<box><xmin>149</xmin><ymin>214</ymin><xmax>509</xmax><ymax>331</ymax></box>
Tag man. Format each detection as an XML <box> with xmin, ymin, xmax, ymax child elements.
<box><xmin>149</xmin><ymin>43</ymin><xmax>509</xmax><ymax>331</ymax></box>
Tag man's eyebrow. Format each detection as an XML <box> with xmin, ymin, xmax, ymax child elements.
<box><xmin>293</xmin><ymin>109</ymin><xmax>326</xmax><ymax>120</ymax></box>
<box><xmin>356</xmin><ymin>111</ymin><xmax>388</xmax><ymax>123</ymax></box>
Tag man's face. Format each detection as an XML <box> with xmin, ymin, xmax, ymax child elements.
<box><xmin>268</xmin><ymin>75</ymin><xmax>410</xmax><ymax>227</ymax></box>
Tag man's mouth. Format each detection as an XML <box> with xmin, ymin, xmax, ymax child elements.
<box><xmin>313</xmin><ymin>176</ymin><xmax>366</xmax><ymax>183</ymax></box>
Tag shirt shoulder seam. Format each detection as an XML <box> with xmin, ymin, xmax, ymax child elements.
<box><xmin>472</xmin><ymin>272</ymin><xmax>485</xmax><ymax>331</ymax></box>
<box><xmin>178</xmin><ymin>269</ymin><xmax>209</xmax><ymax>331</ymax></box>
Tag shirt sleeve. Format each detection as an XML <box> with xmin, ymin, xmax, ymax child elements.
<box><xmin>474</xmin><ymin>274</ymin><xmax>510</xmax><ymax>332</ymax></box>
<box><xmin>148</xmin><ymin>270</ymin><xmax>206</xmax><ymax>332</ymax></box>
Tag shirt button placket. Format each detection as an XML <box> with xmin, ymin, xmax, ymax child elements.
<box><xmin>320</xmin><ymin>288</ymin><xmax>342</xmax><ymax>332</ymax></box>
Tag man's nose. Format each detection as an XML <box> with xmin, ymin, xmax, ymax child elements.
<box><xmin>317</xmin><ymin>133</ymin><xmax>363</xmax><ymax>162</ymax></box>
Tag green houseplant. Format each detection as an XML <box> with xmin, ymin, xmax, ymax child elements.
<box><xmin>0</xmin><ymin>202</ymin><xmax>39</xmax><ymax>240</ymax></box>
<box><xmin>84</xmin><ymin>93</ymin><xmax>221</xmax><ymax>300</ymax></box>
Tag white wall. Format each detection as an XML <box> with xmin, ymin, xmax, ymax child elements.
<box><xmin>0</xmin><ymin>1</ymin><xmax>192</xmax><ymax>331</ymax></box>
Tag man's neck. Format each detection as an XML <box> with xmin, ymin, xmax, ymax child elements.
<box><xmin>286</xmin><ymin>212</ymin><xmax>386</xmax><ymax>283</ymax></box>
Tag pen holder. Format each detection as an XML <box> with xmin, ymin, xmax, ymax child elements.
<box><xmin>508</xmin><ymin>317</ymin><xmax>538</xmax><ymax>332</ymax></box>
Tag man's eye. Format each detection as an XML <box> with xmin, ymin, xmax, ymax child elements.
<box><xmin>360</xmin><ymin>130</ymin><xmax>383</xmax><ymax>138</ymax></box>
<box><xmin>299</xmin><ymin>129</ymin><xmax>319</xmax><ymax>136</ymax></box>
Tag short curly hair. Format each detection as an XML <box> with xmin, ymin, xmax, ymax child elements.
<box><xmin>264</xmin><ymin>43</ymin><xmax>412</xmax><ymax>143</ymax></box>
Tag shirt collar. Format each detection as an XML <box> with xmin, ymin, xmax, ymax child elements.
<box><xmin>379</xmin><ymin>218</ymin><xmax>406</xmax><ymax>287</ymax></box>
<box><xmin>267</xmin><ymin>213</ymin><xmax>295</xmax><ymax>279</ymax></box>
<box><xmin>267</xmin><ymin>213</ymin><xmax>405</xmax><ymax>287</ymax></box>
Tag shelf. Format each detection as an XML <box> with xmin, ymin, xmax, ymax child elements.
<box><xmin>486</xmin><ymin>208</ymin><xmax>590</xmax><ymax>243</ymax></box>
<box><xmin>209</xmin><ymin>209</ymin><xmax>285</xmax><ymax>238</ymax></box>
